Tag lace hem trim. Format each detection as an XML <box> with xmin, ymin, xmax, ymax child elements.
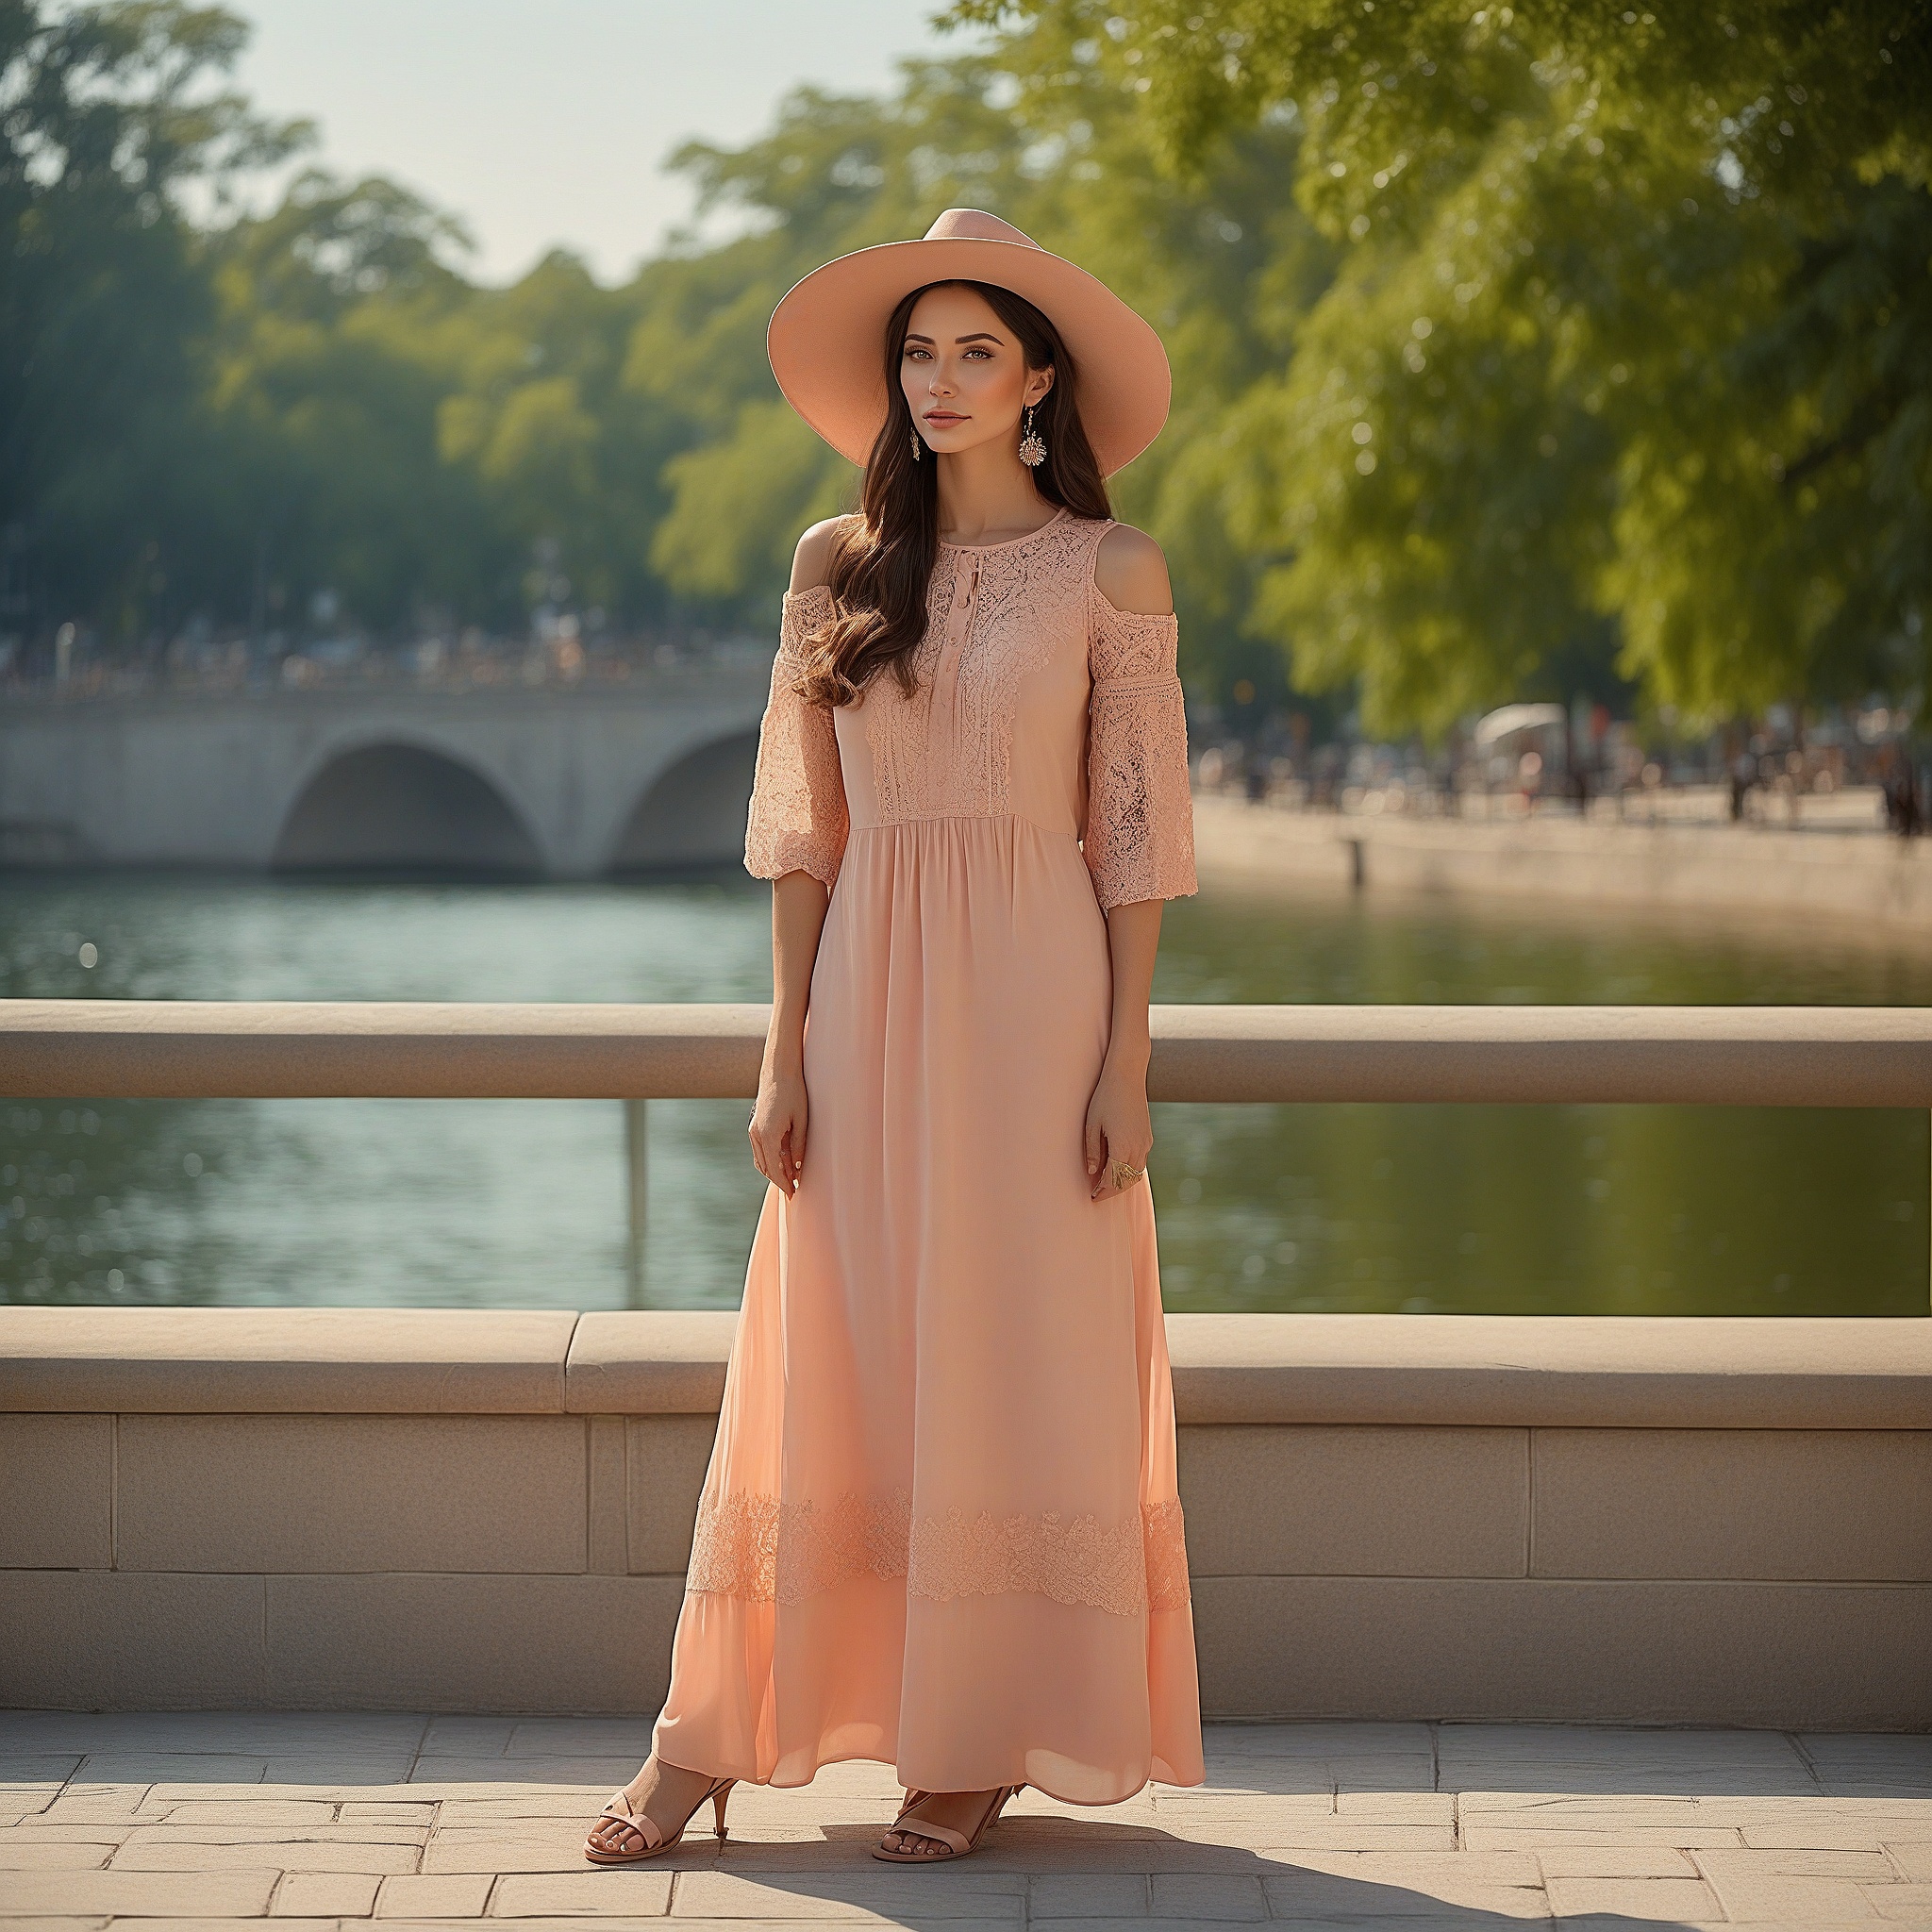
<box><xmin>686</xmin><ymin>1487</ymin><xmax>1191</xmax><ymax>1617</ymax></box>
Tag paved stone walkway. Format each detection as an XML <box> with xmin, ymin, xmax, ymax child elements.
<box><xmin>2</xmin><ymin>1715</ymin><xmax>1928</xmax><ymax>1928</ymax></box>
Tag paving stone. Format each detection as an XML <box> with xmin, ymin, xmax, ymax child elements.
<box><xmin>141</xmin><ymin>1785</ymin><xmax>314</xmax><ymax>1807</ymax></box>
<box><xmin>1262</xmin><ymin>1874</ymin><xmax>1549</xmax><ymax>1918</ymax></box>
<box><xmin>0</xmin><ymin>1870</ymin><xmax>281</xmax><ymax>1915</ymax></box>
<box><xmin>1459</xmin><ymin>1792</ymin><xmax>1710</xmax><ymax>1817</ymax></box>
<box><xmin>1535</xmin><ymin>1848</ymin><xmax>1700</xmax><ymax>1877</ymax></box>
<box><xmin>1190</xmin><ymin>1824</ymin><xmax>1458</xmax><ymax>1851</ymax></box>
<box><xmin>274</xmin><ymin>1870</ymin><xmax>383</xmax><ymax>1915</ymax></box>
<box><xmin>109</xmin><ymin>1835</ymin><xmax>423</xmax><ymax>1874</ymax></box>
<box><xmin>371</xmin><ymin>1785</ymin><xmax>602</xmax><ymax>1808</ymax></box>
<box><xmin>262</xmin><ymin>1759</ymin><xmax>420</xmax><ymax>1788</ymax></box>
<box><xmin>1145</xmin><ymin>1873</ymin><xmax>1267</xmax><ymax>1918</ymax></box>
<box><xmin>1032</xmin><ymin>1924</ymin><xmax>1269</xmax><ymax>1932</ymax></box>
<box><xmin>1259</xmin><ymin>1850</ymin><xmax>1548</xmax><ymax>1919</ymax></box>
<box><xmin>1274</xmin><ymin>1850</ymin><xmax>1541</xmax><ymax>1883</ymax></box>
<box><xmin>1437</xmin><ymin>1724</ymin><xmax>1816</xmax><ymax>1797</ymax></box>
<box><xmin>503</xmin><ymin>1723</ymin><xmax>657</xmax><ymax>1759</ymax></box>
<box><xmin>1804</xmin><ymin>1737</ymin><xmax>1932</xmax><ymax>1794</ymax></box>
<box><xmin>1745</xmin><ymin>1817</ymin><xmax>1932</xmax><ymax>1849</ymax></box>
<box><xmin>1542</xmin><ymin>1874</ymin><xmax>1722</xmax><ymax>1919</ymax></box>
<box><xmin>490</xmin><ymin>1869</ymin><xmax>675</xmax><ymax>1915</ymax></box>
<box><xmin>1863</xmin><ymin>1884</ymin><xmax>1932</xmax><ymax>1922</ymax></box>
<box><xmin>1462</xmin><ymin>1825</ymin><xmax>1746</xmax><ymax>1851</ymax></box>
<box><xmin>71</xmin><ymin>1757</ymin><xmax>274</xmax><ymax>1786</ymax></box>
<box><xmin>1700</xmin><ymin>1846</ymin><xmax>1899</xmax><ymax>1880</ymax></box>
<box><xmin>0</xmin><ymin>1827</ymin><xmax>134</xmax><ymax>1847</ymax></box>
<box><xmin>1025</xmin><ymin>1873</ymin><xmax>1149</xmax><ymax>1916</ymax></box>
<box><xmin>1214</xmin><ymin>1723</ymin><xmax>1436</xmax><ymax>1757</ymax></box>
<box><xmin>435</xmin><ymin>1798</ymin><xmax>616</xmax><ymax>1824</ymax></box>
<box><xmin>8</xmin><ymin>1714</ymin><xmax>421</xmax><ymax>1755</ymax></box>
<box><xmin>666</xmin><ymin>1923</ymin><xmax>1021</xmax><ymax>1932</ymax></box>
<box><xmin>1692</xmin><ymin>1861</ymin><xmax>1887</xmax><ymax>1922</ymax></box>
<box><xmin>145</xmin><ymin>1804</ymin><xmax>341</xmax><ymax>1829</ymax></box>
<box><xmin>375</xmin><ymin>1873</ymin><xmax>494</xmax><ymax>1917</ymax></box>
<box><xmin>112</xmin><ymin>1825</ymin><xmax>427</xmax><ymax>1847</ymax></box>
<box><xmin>38</xmin><ymin>1790</ymin><xmax>158</xmax><ymax>1825</ymax></box>
<box><xmin>11</xmin><ymin>1716</ymin><xmax>1927</xmax><ymax>1928</ymax></box>
<box><xmin>106</xmin><ymin>1922</ymin><xmax>343</xmax><ymax>1932</ymax></box>
<box><xmin>424</xmin><ymin>1826</ymin><xmax>604</xmax><ymax>1875</ymax></box>
<box><xmin>419</xmin><ymin>1718</ymin><xmax>518</xmax><ymax>1757</ymax></box>
<box><xmin>1153</xmin><ymin>1790</ymin><xmax>1452</xmax><ymax>1824</ymax></box>
<box><xmin>0</xmin><ymin>1841</ymin><xmax>117</xmax><ymax>1869</ymax></box>
<box><xmin>409</xmin><ymin>1758</ymin><xmax>640</xmax><ymax>1789</ymax></box>
<box><xmin>0</xmin><ymin>1919</ymin><xmax>109</xmax><ymax>1930</ymax></box>
<box><xmin>667</xmin><ymin>1868</ymin><xmax>1024</xmax><ymax>1920</ymax></box>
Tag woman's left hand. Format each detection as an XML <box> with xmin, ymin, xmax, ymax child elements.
<box><xmin>1084</xmin><ymin>1055</ymin><xmax>1153</xmax><ymax>1200</ymax></box>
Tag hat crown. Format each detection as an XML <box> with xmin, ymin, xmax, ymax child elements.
<box><xmin>921</xmin><ymin>208</ymin><xmax>1039</xmax><ymax>249</ymax></box>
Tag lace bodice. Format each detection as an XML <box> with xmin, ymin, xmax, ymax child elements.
<box><xmin>743</xmin><ymin>508</ymin><xmax>1197</xmax><ymax>911</ymax></box>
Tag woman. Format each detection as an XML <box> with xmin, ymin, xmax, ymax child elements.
<box><xmin>586</xmin><ymin>208</ymin><xmax>1205</xmax><ymax>1868</ymax></box>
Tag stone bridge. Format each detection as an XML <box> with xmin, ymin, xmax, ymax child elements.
<box><xmin>0</xmin><ymin>658</ymin><xmax>774</xmax><ymax>877</ymax></box>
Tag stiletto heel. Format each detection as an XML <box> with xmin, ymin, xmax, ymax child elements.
<box><xmin>585</xmin><ymin>1769</ymin><xmax>738</xmax><ymax>1864</ymax></box>
<box><xmin>873</xmin><ymin>1782</ymin><xmax>1022</xmax><ymax>1862</ymax></box>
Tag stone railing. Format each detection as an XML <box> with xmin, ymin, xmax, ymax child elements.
<box><xmin>1</xmin><ymin>1000</ymin><xmax>1928</xmax><ymax>1725</ymax></box>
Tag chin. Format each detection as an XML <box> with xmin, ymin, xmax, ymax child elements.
<box><xmin>924</xmin><ymin>428</ymin><xmax>993</xmax><ymax>455</ymax></box>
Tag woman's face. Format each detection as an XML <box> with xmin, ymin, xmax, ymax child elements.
<box><xmin>900</xmin><ymin>283</ymin><xmax>1054</xmax><ymax>462</ymax></box>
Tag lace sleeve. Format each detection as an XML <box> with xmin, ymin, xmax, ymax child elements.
<box><xmin>1083</xmin><ymin>587</ymin><xmax>1197</xmax><ymax>912</ymax></box>
<box><xmin>743</xmin><ymin>586</ymin><xmax>849</xmax><ymax>889</ymax></box>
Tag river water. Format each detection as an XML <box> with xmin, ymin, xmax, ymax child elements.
<box><xmin>3</xmin><ymin>870</ymin><xmax>1926</xmax><ymax>1316</ymax></box>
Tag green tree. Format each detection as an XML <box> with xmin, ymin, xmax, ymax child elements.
<box><xmin>950</xmin><ymin>0</ymin><xmax>1931</xmax><ymax>732</ymax></box>
<box><xmin>0</xmin><ymin>0</ymin><xmax>302</xmax><ymax>645</ymax></box>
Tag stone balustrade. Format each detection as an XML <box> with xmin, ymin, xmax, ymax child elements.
<box><xmin>3</xmin><ymin>1307</ymin><xmax>1927</xmax><ymax>1726</ymax></box>
<box><xmin>4</xmin><ymin>998</ymin><xmax>1932</xmax><ymax>1103</ymax></box>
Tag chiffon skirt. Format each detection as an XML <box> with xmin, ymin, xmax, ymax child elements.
<box><xmin>651</xmin><ymin>814</ymin><xmax>1205</xmax><ymax>1804</ymax></box>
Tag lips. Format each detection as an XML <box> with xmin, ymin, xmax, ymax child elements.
<box><xmin>924</xmin><ymin>411</ymin><xmax>966</xmax><ymax>425</ymax></box>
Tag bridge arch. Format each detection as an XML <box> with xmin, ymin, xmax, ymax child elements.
<box><xmin>273</xmin><ymin>741</ymin><xmax>543</xmax><ymax>877</ymax></box>
<box><xmin>608</xmin><ymin>728</ymin><xmax>761</xmax><ymax>874</ymax></box>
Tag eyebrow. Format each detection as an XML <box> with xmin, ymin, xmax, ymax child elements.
<box><xmin>903</xmin><ymin>331</ymin><xmax>1005</xmax><ymax>345</ymax></box>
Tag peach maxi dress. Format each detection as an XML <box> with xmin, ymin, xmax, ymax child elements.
<box><xmin>651</xmin><ymin>506</ymin><xmax>1206</xmax><ymax>1805</ymax></box>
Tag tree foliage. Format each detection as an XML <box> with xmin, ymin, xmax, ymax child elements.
<box><xmin>7</xmin><ymin>0</ymin><xmax>1926</xmax><ymax>731</ymax></box>
<box><xmin>948</xmin><ymin>0</ymin><xmax>1931</xmax><ymax>730</ymax></box>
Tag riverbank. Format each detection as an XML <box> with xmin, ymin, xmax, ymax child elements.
<box><xmin>1192</xmin><ymin>790</ymin><xmax>1932</xmax><ymax>930</ymax></box>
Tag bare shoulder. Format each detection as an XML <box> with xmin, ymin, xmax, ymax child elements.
<box><xmin>789</xmin><ymin>513</ymin><xmax>863</xmax><ymax>594</ymax></box>
<box><xmin>1092</xmin><ymin>522</ymin><xmax>1174</xmax><ymax>617</ymax></box>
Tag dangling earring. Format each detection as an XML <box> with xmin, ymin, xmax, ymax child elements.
<box><xmin>1018</xmin><ymin>403</ymin><xmax>1047</xmax><ymax>468</ymax></box>
<box><xmin>909</xmin><ymin>425</ymin><xmax>924</xmax><ymax>462</ymax></box>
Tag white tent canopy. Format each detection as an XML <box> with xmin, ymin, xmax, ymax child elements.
<box><xmin>1473</xmin><ymin>702</ymin><xmax>1566</xmax><ymax>749</ymax></box>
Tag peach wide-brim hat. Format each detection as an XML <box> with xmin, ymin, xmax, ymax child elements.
<box><xmin>767</xmin><ymin>208</ymin><xmax>1172</xmax><ymax>478</ymax></box>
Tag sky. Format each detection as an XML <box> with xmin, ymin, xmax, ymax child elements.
<box><xmin>227</xmin><ymin>1</ymin><xmax>995</xmax><ymax>286</ymax></box>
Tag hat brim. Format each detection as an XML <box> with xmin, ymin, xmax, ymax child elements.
<box><xmin>767</xmin><ymin>236</ymin><xmax>1171</xmax><ymax>479</ymax></box>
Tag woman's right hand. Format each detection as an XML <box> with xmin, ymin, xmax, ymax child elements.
<box><xmin>749</xmin><ymin>1056</ymin><xmax>809</xmax><ymax>1194</ymax></box>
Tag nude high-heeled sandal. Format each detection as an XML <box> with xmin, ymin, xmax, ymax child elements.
<box><xmin>873</xmin><ymin>1783</ymin><xmax>1022</xmax><ymax>1862</ymax></box>
<box><xmin>584</xmin><ymin>1772</ymin><xmax>736</xmax><ymax>1864</ymax></box>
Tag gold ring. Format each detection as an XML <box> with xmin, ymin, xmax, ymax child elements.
<box><xmin>1110</xmin><ymin>1160</ymin><xmax>1143</xmax><ymax>1189</ymax></box>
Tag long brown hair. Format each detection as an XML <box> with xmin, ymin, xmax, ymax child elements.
<box><xmin>794</xmin><ymin>278</ymin><xmax>1112</xmax><ymax>708</ymax></box>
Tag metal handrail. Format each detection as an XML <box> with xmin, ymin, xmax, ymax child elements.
<box><xmin>3</xmin><ymin>999</ymin><xmax>1930</xmax><ymax>1106</ymax></box>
